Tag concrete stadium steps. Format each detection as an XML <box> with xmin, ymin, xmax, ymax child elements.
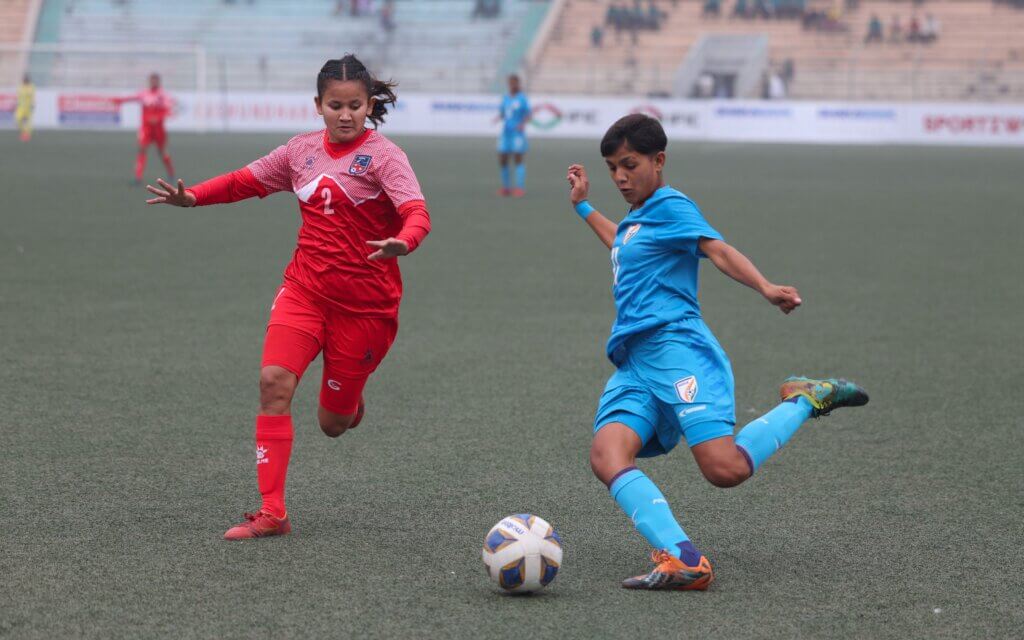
<box><xmin>33</xmin><ymin>0</ymin><xmax>539</xmax><ymax>91</ymax></box>
<box><xmin>0</xmin><ymin>0</ymin><xmax>32</xmax><ymax>43</ymax></box>
<box><xmin>529</xmin><ymin>0</ymin><xmax>1024</xmax><ymax>99</ymax></box>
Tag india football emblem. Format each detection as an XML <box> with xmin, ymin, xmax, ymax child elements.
<box><xmin>349</xmin><ymin>154</ymin><xmax>372</xmax><ymax>175</ymax></box>
<box><xmin>675</xmin><ymin>376</ymin><xmax>699</xmax><ymax>403</ymax></box>
<box><xmin>623</xmin><ymin>224</ymin><xmax>642</xmax><ymax>244</ymax></box>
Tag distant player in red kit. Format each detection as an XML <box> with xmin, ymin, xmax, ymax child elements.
<box><xmin>145</xmin><ymin>55</ymin><xmax>431</xmax><ymax>540</ymax></box>
<box><xmin>117</xmin><ymin>73</ymin><xmax>175</xmax><ymax>184</ymax></box>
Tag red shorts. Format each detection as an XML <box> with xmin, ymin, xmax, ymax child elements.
<box><xmin>138</xmin><ymin>124</ymin><xmax>167</xmax><ymax>148</ymax></box>
<box><xmin>261</xmin><ymin>283</ymin><xmax>399</xmax><ymax>415</ymax></box>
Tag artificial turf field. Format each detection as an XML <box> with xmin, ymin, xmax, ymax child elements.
<box><xmin>1</xmin><ymin>131</ymin><xmax>1022</xmax><ymax>639</ymax></box>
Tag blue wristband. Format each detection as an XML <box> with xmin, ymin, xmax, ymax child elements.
<box><xmin>574</xmin><ymin>200</ymin><xmax>596</xmax><ymax>220</ymax></box>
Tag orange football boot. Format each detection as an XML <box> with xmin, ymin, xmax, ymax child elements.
<box><xmin>621</xmin><ymin>550</ymin><xmax>714</xmax><ymax>590</ymax></box>
<box><xmin>223</xmin><ymin>510</ymin><xmax>291</xmax><ymax>540</ymax></box>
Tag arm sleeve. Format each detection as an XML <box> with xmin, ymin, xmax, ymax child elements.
<box><xmin>395</xmin><ymin>200</ymin><xmax>432</xmax><ymax>254</ymax></box>
<box><xmin>112</xmin><ymin>92</ymin><xmax>141</xmax><ymax>105</ymax></box>
<box><xmin>245</xmin><ymin>142</ymin><xmax>294</xmax><ymax>195</ymax></box>
<box><xmin>666</xmin><ymin>202</ymin><xmax>724</xmax><ymax>257</ymax></box>
<box><xmin>186</xmin><ymin>167</ymin><xmax>267</xmax><ymax>206</ymax></box>
<box><xmin>375</xmin><ymin>146</ymin><xmax>425</xmax><ymax>209</ymax></box>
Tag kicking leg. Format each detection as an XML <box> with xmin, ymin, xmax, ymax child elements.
<box><xmin>734</xmin><ymin>377</ymin><xmax>868</xmax><ymax>474</ymax></box>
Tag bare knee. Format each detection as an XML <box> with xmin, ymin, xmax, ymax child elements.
<box><xmin>259</xmin><ymin>367</ymin><xmax>297</xmax><ymax>415</ymax></box>
<box><xmin>589</xmin><ymin>426</ymin><xmax>640</xmax><ymax>486</ymax></box>
<box><xmin>318</xmin><ymin>408</ymin><xmax>354</xmax><ymax>438</ymax></box>
<box><xmin>701</xmin><ymin>462</ymin><xmax>750</xmax><ymax>488</ymax></box>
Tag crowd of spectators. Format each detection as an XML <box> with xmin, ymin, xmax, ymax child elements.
<box><xmin>865</xmin><ymin>12</ymin><xmax>940</xmax><ymax>44</ymax></box>
<box><xmin>472</xmin><ymin>0</ymin><xmax>503</xmax><ymax>19</ymax></box>
<box><xmin>600</xmin><ymin>1</ymin><xmax>669</xmax><ymax>45</ymax></box>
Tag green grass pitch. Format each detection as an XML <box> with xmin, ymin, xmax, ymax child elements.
<box><xmin>1</xmin><ymin>131</ymin><xmax>1022</xmax><ymax>638</ymax></box>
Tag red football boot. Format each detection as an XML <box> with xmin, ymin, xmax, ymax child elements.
<box><xmin>510</xmin><ymin>188</ymin><xmax>526</xmax><ymax>198</ymax></box>
<box><xmin>223</xmin><ymin>510</ymin><xmax>291</xmax><ymax>540</ymax></box>
<box><xmin>497</xmin><ymin>187</ymin><xmax>511</xmax><ymax>197</ymax></box>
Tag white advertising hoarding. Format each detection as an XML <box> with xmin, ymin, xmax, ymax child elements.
<box><xmin>2</xmin><ymin>88</ymin><xmax>1022</xmax><ymax>147</ymax></box>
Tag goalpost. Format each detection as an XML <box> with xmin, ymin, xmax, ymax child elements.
<box><xmin>0</xmin><ymin>43</ymin><xmax>208</xmax><ymax>131</ymax></box>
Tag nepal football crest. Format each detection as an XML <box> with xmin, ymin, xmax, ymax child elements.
<box><xmin>675</xmin><ymin>376</ymin><xmax>699</xmax><ymax>403</ymax></box>
<box><xmin>348</xmin><ymin>154</ymin><xmax>372</xmax><ymax>175</ymax></box>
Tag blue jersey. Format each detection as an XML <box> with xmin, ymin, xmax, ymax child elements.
<box><xmin>606</xmin><ymin>186</ymin><xmax>723</xmax><ymax>362</ymax></box>
<box><xmin>500</xmin><ymin>93</ymin><xmax>530</xmax><ymax>134</ymax></box>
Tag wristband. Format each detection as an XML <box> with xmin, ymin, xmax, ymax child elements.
<box><xmin>574</xmin><ymin>200</ymin><xmax>596</xmax><ymax>220</ymax></box>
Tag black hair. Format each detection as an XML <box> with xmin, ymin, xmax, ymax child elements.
<box><xmin>316</xmin><ymin>54</ymin><xmax>398</xmax><ymax>128</ymax></box>
<box><xmin>600</xmin><ymin>113</ymin><xmax>667</xmax><ymax>157</ymax></box>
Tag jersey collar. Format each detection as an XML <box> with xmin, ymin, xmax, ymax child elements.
<box><xmin>323</xmin><ymin>128</ymin><xmax>373</xmax><ymax>159</ymax></box>
<box><xmin>629</xmin><ymin>185</ymin><xmax>673</xmax><ymax>214</ymax></box>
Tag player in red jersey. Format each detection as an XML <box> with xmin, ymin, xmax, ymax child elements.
<box><xmin>117</xmin><ymin>73</ymin><xmax>176</xmax><ymax>184</ymax></box>
<box><xmin>144</xmin><ymin>55</ymin><xmax>431</xmax><ymax>540</ymax></box>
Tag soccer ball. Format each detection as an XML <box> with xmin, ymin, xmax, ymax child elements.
<box><xmin>482</xmin><ymin>514</ymin><xmax>563</xmax><ymax>593</ymax></box>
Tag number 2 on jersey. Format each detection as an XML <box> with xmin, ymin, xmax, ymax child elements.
<box><xmin>321</xmin><ymin>187</ymin><xmax>335</xmax><ymax>215</ymax></box>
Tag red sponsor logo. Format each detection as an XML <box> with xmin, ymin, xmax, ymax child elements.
<box><xmin>58</xmin><ymin>95</ymin><xmax>120</xmax><ymax>112</ymax></box>
<box><xmin>194</xmin><ymin>101</ymin><xmax>317</xmax><ymax>122</ymax></box>
<box><xmin>924</xmin><ymin>115</ymin><xmax>1023</xmax><ymax>135</ymax></box>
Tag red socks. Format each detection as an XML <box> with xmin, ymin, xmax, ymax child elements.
<box><xmin>161</xmin><ymin>152</ymin><xmax>175</xmax><ymax>178</ymax></box>
<box><xmin>134</xmin><ymin>151</ymin><xmax>146</xmax><ymax>181</ymax></box>
<box><xmin>255</xmin><ymin>414</ymin><xmax>294</xmax><ymax>518</ymax></box>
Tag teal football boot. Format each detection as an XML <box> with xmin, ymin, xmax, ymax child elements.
<box><xmin>780</xmin><ymin>377</ymin><xmax>869</xmax><ymax>418</ymax></box>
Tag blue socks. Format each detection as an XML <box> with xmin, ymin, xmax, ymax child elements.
<box><xmin>515</xmin><ymin>163</ymin><xmax>525</xmax><ymax>189</ymax></box>
<box><xmin>609</xmin><ymin>467</ymin><xmax>702</xmax><ymax>565</ymax></box>
<box><xmin>500</xmin><ymin>165</ymin><xmax>511</xmax><ymax>189</ymax></box>
<box><xmin>735</xmin><ymin>396</ymin><xmax>814</xmax><ymax>473</ymax></box>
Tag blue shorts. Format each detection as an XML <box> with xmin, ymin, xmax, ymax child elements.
<box><xmin>497</xmin><ymin>131</ymin><xmax>528</xmax><ymax>154</ymax></box>
<box><xmin>593</xmin><ymin>318</ymin><xmax>736</xmax><ymax>457</ymax></box>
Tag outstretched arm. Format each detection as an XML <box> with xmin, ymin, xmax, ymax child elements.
<box><xmin>567</xmin><ymin>164</ymin><xmax>617</xmax><ymax>249</ymax></box>
<box><xmin>699</xmin><ymin>238</ymin><xmax>802</xmax><ymax>314</ymax></box>
<box><xmin>145</xmin><ymin>168</ymin><xmax>266</xmax><ymax>208</ymax></box>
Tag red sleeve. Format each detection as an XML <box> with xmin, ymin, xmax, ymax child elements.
<box><xmin>375</xmin><ymin>146</ymin><xmax>424</xmax><ymax>208</ymax></box>
<box><xmin>112</xmin><ymin>92</ymin><xmax>141</xmax><ymax>105</ymax></box>
<box><xmin>395</xmin><ymin>200</ymin><xmax>431</xmax><ymax>254</ymax></box>
<box><xmin>246</xmin><ymin>143</ymin><xmax>293</xmax><ymax>195</ymax></box>
<box><xmin>186</xmin><ymin>167</ymin><xmax>267</xmax><ymax>206</ymax></box>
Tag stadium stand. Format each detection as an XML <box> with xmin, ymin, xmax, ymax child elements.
<box><xmin>528</xmin><ymin>0</ymin><xmax>1024</xmax><ymax>101</ymax></box>
<box><xmin>0</xmin><ymin>0</ymin><xmax>41</xmax><ymax>84</ymax></box>
<box><xmin>25</xmin><ymin>0</ymin><xmax>549</xmax><ymax>92</ymax></box>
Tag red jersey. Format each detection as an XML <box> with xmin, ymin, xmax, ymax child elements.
<box><xmin>189</xmin><ymin>128</ymin><xmax>431</xmax><ymax>318</ymax></box>
<box><xmin>118</xmin><ymin>88</ymin><xmax>173</xmax><ymax>126</ymax></box>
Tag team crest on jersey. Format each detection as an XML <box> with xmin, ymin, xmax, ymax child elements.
<box><xmin>305</xmin><ymin>156</ymin><xmax>315</xmax><ymax>168</ymax></box>
<box><xmin>623</xmin><ymin>224</ymin><xmax>642</xmax><ymax>244</ymax></box>
<box><xmin>675</xmin><ymin>376</ymin><xmax>699</xmax><ymax>403</ymax></box>
<box><xmin>349</xmin><ymin>154</ymin><xmax>372</xmax><ymax>175</ymax></box>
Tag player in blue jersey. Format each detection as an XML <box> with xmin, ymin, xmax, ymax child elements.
<box><xmin>566</xmin><ymin>114</ymin><xmax>868</xmax><ymax>590</ymax></box>
<box><xmin>495</xmin><ymin>74</ymin><xmax>531</xmax><ymax>197</ymax></box>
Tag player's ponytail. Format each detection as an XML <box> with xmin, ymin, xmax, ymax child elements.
<box><xmin>317</xmin><ymin>54</ymin><xmax>398</xmax><ymax>128</ymax></box>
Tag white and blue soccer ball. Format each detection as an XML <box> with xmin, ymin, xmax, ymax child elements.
<box><xmin>482</xmin><ymin>514</ymin><xmax>563</xmax><ymax>593</ymax></box>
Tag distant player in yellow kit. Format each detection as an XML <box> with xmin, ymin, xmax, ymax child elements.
<box><xmin>16</xmin><ymin>74</ymin><xmax>35</xmax><ymax>142</ymax></box>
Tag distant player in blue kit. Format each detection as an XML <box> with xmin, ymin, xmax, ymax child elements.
<box><xmin>495</xmin><ymin>74</ymin><xmax>531</xmax><ymax>197</ymax></box>
<box><xmin>566</xmin><ymin>114</ymin><xmax>868</xmax><ymax>590</ymax></box>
